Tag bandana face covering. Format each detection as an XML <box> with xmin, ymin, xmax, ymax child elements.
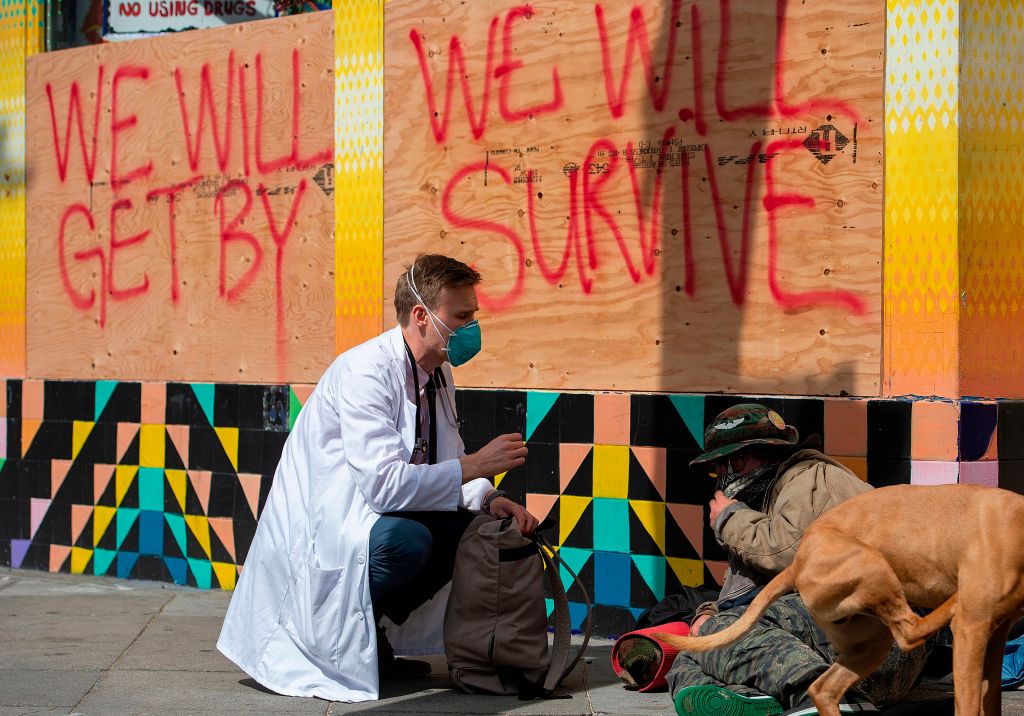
<box><xmin>716</xmin><ymin>462</ymin><xmax>779</xmax><ymax>512</ymax></box>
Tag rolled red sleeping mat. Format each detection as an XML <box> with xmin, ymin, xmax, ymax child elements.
<box><xmin>610</xmin><ymin>621</ymin><xmax>690</xmax><ymax>692</ymax></box>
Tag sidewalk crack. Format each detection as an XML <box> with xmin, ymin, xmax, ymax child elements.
<box><xmin>67</xmin><ymin>592</ymin><xmax>176</xmax><ymax>711</ymax></box>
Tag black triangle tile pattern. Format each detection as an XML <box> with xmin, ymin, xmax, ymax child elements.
<box><xmin>561</xmin><ymin>450</ymin><xmax>594</xmax><ymax>497</ymax></box>
<box><xmin>560</xmin><ymin>500</ymin><xmax>594</xmax><ymax>550</ymax></box>
<box><xmin>627</xmin><ymin>505</ymin><xmax>662</xmax><ymax>556</ymax></box>
<box><xmin>627</xmin><ymin>450</ymin><xmax>664</xmax><ymax>502</ymax></box>
<box><xmin>628</xmin><ymin>559</ymin><xmax>660</xmax><ymax>611</ymax></box>
<box><xmin>0</xmin><ymin>380</ymin><xmax>917</xmax><ymax>637</ymax></box>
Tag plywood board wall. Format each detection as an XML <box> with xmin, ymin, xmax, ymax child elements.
<box><xmin>26</xmin><ymin>11</ymin><xmax>334</xmax><ymax>383</ymax></box>
<box><xmin>384</xmin><ymin>0</ymin><xmax>884</xmax><ymax>395</ymax></box>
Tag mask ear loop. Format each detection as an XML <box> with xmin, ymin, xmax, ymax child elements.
<box><xmin>407</xmin><ymin>266</ymin><xmax>455</xmax><ymax>347</ymax></box>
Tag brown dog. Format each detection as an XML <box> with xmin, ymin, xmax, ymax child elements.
<box><xmin>655</xmin><ymin>483</ymin><xmax>1024</xmax><ymax>716</ymax></box>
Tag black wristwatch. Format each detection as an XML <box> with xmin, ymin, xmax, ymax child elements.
<box><xmin>482</xmin><ymin>489</ymin><xmax>507</xmax><ymax>516</ymax></box>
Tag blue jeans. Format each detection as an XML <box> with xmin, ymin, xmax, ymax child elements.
<box><xmin>368</xmin><ymin>507</ymin><xmax>475</xmax><ymax>626</ymax></box>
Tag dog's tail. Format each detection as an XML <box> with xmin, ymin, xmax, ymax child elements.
<box><xmin>894</xmin><ymin>592</ymin><xmax>958</xmax><ymax>651</ymax></box>
<box><xmin>651</xmin><ymin>565</ymin><xmax>796</xmax><ymax>653</ymax></box>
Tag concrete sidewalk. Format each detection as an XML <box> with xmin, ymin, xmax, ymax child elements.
<box><xmin>0</xmin><ymin>567</ymin><xmax>1020</xmax><ymax>715</ymax></box>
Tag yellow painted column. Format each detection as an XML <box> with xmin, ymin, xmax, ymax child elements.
<box><xmin>884</xmin><ymin>0</ymin><xmax>960</xmax><ymax>397</ymax></box>
<box><xmin>0</xmin><ymin>0</ymin><xmax>41</xmax><ymax>377</ymax></box>
<box><xmin>334</xmin><ymin>0</ymin><xmax>384</xmax><ymax>352</ymax></box>
<box><xmin>959</xmin><ymin>0</ymin><xmax>1024</xmax><ymax>397</ymax></box>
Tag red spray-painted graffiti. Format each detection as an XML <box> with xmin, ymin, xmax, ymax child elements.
<box><xmin>44</xmin><ymin>45</ymin><xmax>332</xmax><ymax>363</ymax></box>
<box><xmin>408</xmin><ymin>0</ymin><xmax>868</xmax><ymax>316</ymax></box>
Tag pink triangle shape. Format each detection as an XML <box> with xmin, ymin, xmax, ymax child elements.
<box><xmin>50</xmin><ymin>544</ymin><xmax>71</xmax><ymax>572</ymax></box>
<box><xmin>188</xmin><ymin>470</ymin><xmax>212</xmax><ymax>514</ymax></box>
<box><xmin>631</xmin><ymin>446</ymin><xmax>667</xmax><ymax>500</ymax></box>
<box><xmin>51</xmin><ymin>459</ymin><xmax>72</xmax><ymax>498</ymax></box>
<box><xmin>705</xmin><ymin>560</ymin><xmax>728</xmax><ymax>587</ymax></box>
<box><xmin>238</xmin><ymin>473</ymin><xmax>262</xmax><ymax>519</ymax></box>
<box><xmin>668</xmin><ymin>503</ymin><xmax>705</xmax><ymax>556</ymax></box>
<box><xmin>30</xmin><ymin>498</ymin><xmax>51</xmax><ymax>538</ymax></box>
<box><xmin>117</xmin><ymin>423</ymin><xmax>140</xmax><ymax>463</ymax></box>
<box><xmin>94</xmin><ymin>464</ymin><xmax>116</xmax><ymax>502</ymax></box>
<box><xmin>526</xmin><ymin>493</ymin><xmax>559</xmax><ymax>523</ymax></box>
<box><xmin>291</xmin><ymin>384</ymin><xmax>314</xmax><ymax>406</ymax></box>
<box><xmin>209</xmin><ymin>517</ymin><xmax>236</xmax><ymax>561</ymax></box>
<box><xmin>166</xmin><ymin>425</ymin><xmax>190</xmax><ymax>467</ymax></box>
<box><xmin>559</xmin><ymin>443</ymin><xmax>591</xmax><ymax>494</ymax></box>
<box><xmin>72</xmin><ymin>504</ymin><xmax>93</xmax><ymax>545</ymax></box>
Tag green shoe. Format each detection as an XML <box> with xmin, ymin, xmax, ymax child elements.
<box><xmin>674</xmin><ymin>684</ymin><xmax>784</xmax><ymax>716</ymax></box>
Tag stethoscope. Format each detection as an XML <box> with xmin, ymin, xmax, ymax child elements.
<box><xmin>404</xmin><ymin>341</ymin><xmax>463</xmax><ymax>460</ymax></box>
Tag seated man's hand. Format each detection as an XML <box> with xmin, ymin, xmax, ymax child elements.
<box><xmin>708</xmin><ymin>490</ymin><xmax>737</xmax><ymax>524</ymax></box>
<box><xmin>488</xmin><ymin>496</ymin><xmax>539</xmax><ymax>535</ymax></box>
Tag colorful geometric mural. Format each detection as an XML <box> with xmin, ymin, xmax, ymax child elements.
<box><xmin>2</xmin><ymin>378</ymin><xmax>1022</xmax><ymax>634</ymax></box>
<box><xmin>958</xmin><ymin>0</ymin><xmax>1024</xmax><ymax>397</ymax></box>
<box><xmin>883</xmin><ymin>0</ymin><xmax>960</xmax><ymax>397</ymax></box>
<box><xmin>0</xmin><ymin>0</ymin><xmax>43</xmax><ymax>377</ymax></box>
<box><xmin>0</xmin><ymin>380</ymin><xmax>310</xmax><ymax>589</ymax></box>
<box><xmin>334</xmin><ymin>0</ymin><xmax>384</xmax><ymax>351</ymax></box>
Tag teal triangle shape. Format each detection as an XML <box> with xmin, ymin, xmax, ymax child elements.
<box><xmin>669</xmin><ymin>395</ymin><xmax>705</xmax><ymax>447</ymax></box>
<box><xmin>165</xmin><ymin>513</ymin><xmax>187</xmax><ymax>555</ymax></box>
<box><xmin>95</xmin><ymin>381</ymin><xmax>118</xmax><ymax>421</ymax></box>
<box><xmin>93</xmin><ymin>548</ymin><xmax>117</xmax><ymax>576</ymax></box>
<box><xmin>556</xmin><ymin>545</ymin><xmax>592</xmax><ymax>591</ymax></box>
<box><xmin>191</xmin><ymin>384</ymin><xmax>215</xmax><ymax>426</ymax></box>
<box><xmin>525</xmin><ymin>391</ymin><xmax>559</xmax><ymax>442</ymax></box>
<box><xmin>187</xmin><ymin>558</ymin><xmax>213</xmax><ymax>589</ymax></box>
<box><xmin>631</xmin><ymin>553</ymin><xmax>666</xmax><ymax>601</ymax></box>
<box><xmin>116</xmin><ymin>508</ymin><xmax>140</xmax><ymax>549</ymax></box>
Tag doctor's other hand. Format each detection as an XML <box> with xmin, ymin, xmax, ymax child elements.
<box><xmin>459</xmin><ymin>433</ymin><xmax>528</xmax><ymax>482</ymax></box>
<box><xmin>488</xmin><ymin>496</ymin><xmax>539</xmax><ymax>535</ymax></box>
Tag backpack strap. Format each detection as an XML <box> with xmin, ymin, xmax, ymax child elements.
<box><xmin>534</xmin><ymin>532</ymin><xmax>593</xmax><ymax>695</ymax></box>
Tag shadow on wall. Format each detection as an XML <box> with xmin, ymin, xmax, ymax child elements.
<box><xmin>641</xmin><ymin>1</ymin><xmax>872</xmax><ymax>399</ymax></box>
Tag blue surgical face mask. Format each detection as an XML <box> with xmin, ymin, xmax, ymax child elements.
<box><xmin>406</xmin><ymin>267</ymin><xmax>482</xmax><ymax>367</ymax></box>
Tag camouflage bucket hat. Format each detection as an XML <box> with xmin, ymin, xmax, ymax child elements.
<box><xmin>689</xmin><ymin>403</ymin><xmax>799</xmax><ymax>467</ymax></box>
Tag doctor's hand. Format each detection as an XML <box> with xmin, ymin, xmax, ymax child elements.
<box><xmin>459</xmin><ymin>433</ymin><xmax>528</xmax><ymax>482</ymax></box>
<box><xmin>487</xmin><ymin>497</ymin><xmax>539</xmax><ymax>535</ymax></box>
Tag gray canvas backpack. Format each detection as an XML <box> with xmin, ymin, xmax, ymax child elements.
<box><xmin>443</xmin><ymin>514</ymin><xmax>593</xmax><ymax>698</ymax></box>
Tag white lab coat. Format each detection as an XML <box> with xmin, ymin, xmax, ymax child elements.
<box><xmin>217</xmin><ymin>326</ymin><xmax>493</xmax><ymax>702</ymax></box>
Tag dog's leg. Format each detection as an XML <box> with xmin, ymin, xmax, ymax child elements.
<box><xmin>980</xmin><ymin>619</ymin><xmax>1011</xmax><ymax>716</ymax></box>
<box><xmin>808</xmin><ymin>617</ymin><xmax>892</xmax><ymax>716</ymax></box>
<box><xmin>951</xmin><ymin>614</ymin><xmax>989</xmax><ymax>716</ymax></box>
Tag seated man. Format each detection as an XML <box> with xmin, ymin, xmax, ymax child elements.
<box><xmin>668</xmin><ymin>403</ymin><xmax>927</xmax><ymax>715</ymax></box>
<box><xmin>217</xmin><ymin>254</ymin><xmax>538</xmax><ymax>702</ymax></box>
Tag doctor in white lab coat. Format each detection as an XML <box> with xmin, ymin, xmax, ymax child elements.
<box><xmin>217</xmin><ymin>254</ymin><xmax>537</xmax><ymax>702</ymax></box>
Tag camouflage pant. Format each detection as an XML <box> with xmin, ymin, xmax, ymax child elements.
<box><xmin>665</xmin><ymin>593</ymin><xmax>929</xmax><ymax>709</ymax></box>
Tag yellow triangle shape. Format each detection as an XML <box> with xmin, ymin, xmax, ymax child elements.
<box><xmin>93</xmin><ymin>506</ymin><xmax>117</xmax><ymax>547</ymax></box>
<box><xmin>71</xmin><ymin>546</ymin><xmax>93</xmax><ymax>575</ymax></box>
<box><xmin>22</xmin><ymin>418</ymin><xmax>42</xmax><ymax>457</ymax></box>
<box><xmin>115</xmin><ymin>465</ymin><xmax>138</xmax><ymax>507</ymax></box>
<box><xmin>72</xmin><ymin>421</ymin><xmax>95</xmax><ymax>461</ymax></box>
<box><xmin>185</xmin><ymin>514</ymin><xmax>212</xmax><ymax>559</ymax></box>
<box><xmin>667</xmin><ymin>557</ymin><xmax>703</xmax><ymax>587</ymax></box>
<box><xmin>214</xmin><ymin>427</ymin><xmax>239</xmax><ymax>471</ymax></box>
<box><xmin>630</xmin><ymin>500</ymin><xmax>666</xmax><ymax>554</ymax></box>
<box><xmin>494</xmin><ymin>471</ymin><xmax>507</xmax><ymax>488</ymax></box>
<box><xmin>558</xmin><ymin>495</ymin><xmax>591</xmax><ymax>545</ymax></box>
<box><xmin>212</xmin><ymin>561</ymin><xmax>236</xmax><ymax>590</ymax></box>
<box><xmin>165</xmin><ymin>469</ymin><xmax>187</xmax><ymax>512</ymax></box>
